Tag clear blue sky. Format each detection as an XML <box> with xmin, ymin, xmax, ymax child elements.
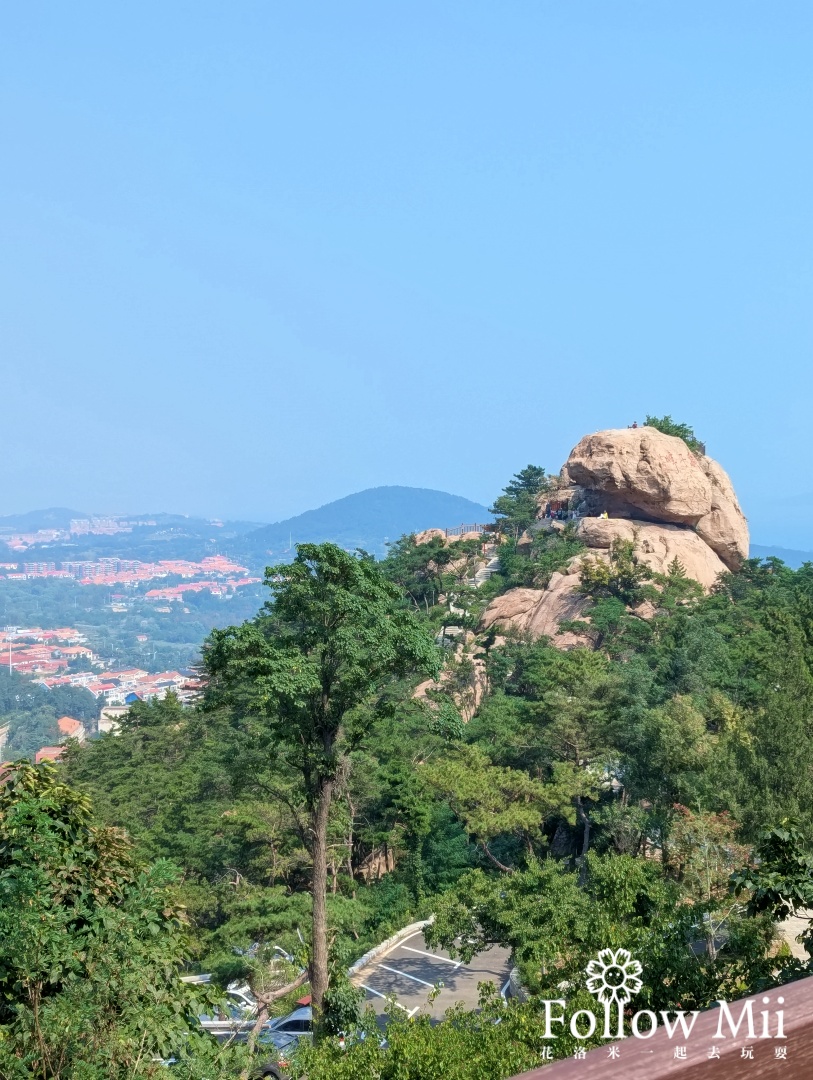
<box><xmin>1</xmin><ymin>3</ymin><xmax>811</xmax><ymax>546</ymax></box>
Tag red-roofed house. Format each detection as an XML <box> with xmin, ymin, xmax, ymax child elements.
<box><xmin>35</xmin><ymin>746</ymin><xmax>64</xmax><ymax>764</ymax></box>
<box><xmin>57</xmin><ymin>716</ymin><xmax>86</xmax><ymax>743</ymax></box>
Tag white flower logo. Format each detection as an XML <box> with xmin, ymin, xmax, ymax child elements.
<box><xmin>585</xmin><ymin>948</ymin><xmax>643</xmax><ymax>1004</ymax></box>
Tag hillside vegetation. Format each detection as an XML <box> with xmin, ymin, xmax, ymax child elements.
<box><xmin>5</xmin><ymin>431</ymin><xmax>813</xmax><ymax>1078</ymax></box>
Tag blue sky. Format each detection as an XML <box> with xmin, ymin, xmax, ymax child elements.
<box><xmin>1</xmin><ymin>3</ymin><xmax>811</xmax><ymax>546</ymax></box>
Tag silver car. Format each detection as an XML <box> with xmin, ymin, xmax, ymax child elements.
<box><xmin>258</xmin><ymin>1006</ymin><xmax>313</xmax><ymax>1052</ymax></box>
<box><xmin>198</xmin><ymin>988</ymin><xmax>258</xmax><ymax>1041</ymax></box>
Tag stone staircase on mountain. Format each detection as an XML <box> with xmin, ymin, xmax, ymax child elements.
<box><xmin>468</xmin><ymin>544</ymin><xmax>501</xmax><ymax>587</ymax></box>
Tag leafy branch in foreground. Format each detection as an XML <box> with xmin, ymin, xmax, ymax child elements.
<box><xmin>0</xmin><ymin>762</ymin><xmax>225</xmax><ymax>1079</ymax></box>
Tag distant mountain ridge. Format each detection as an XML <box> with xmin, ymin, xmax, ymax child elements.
<box><xmin>240</xmin><ymin>486</ymin><xmax>492</xmax><ymax>562</ymax></box>
<box><xmin>750</xmin><ymin>544</ymin><xmax>813</xmax><ymax>569</ymax></box>
<box><xmin>0</xmin><ymin>489</ymin><xmax>490</xmax><ymax>567</ymax></box>
<box><xmin>4</xmin><ymin>500</ymin><xmax>809</xmax><ymax>571</ymax></box>
<box><xmin>0</xmin><ymin>507</ymin><xmax>87</xmax><ymax>530</ymax></box>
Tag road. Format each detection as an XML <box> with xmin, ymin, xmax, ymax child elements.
<box><xmin>350</xmin><ymin>929</ymin><xmax>512</xmax><ymax>1021</ymax></box>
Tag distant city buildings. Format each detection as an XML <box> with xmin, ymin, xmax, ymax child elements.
<box><xmin>0</xmin><ymin>626</ymin><xmax>203</xmax><ymax>704</ymax></box>
<box><xmin>0</xmin><ymin>522</ymin><xmax>247</xmax><ymax>765</ymax></box>
<box><xmin>37</xmin><ymin>666</ymin><xmax>202</xmax><ymax>705</ymax></box>
<box><xmin>0</xmin><ymin>516</ymin><xmax>159</xmax><ymax>551</ymax></box>
<box><xmin>49</xmin><ymin>667</ymin><xmax>199</xmax><ymax>703</ymax></box>
<box><xmin>69</xmin><ymin>517</ymin><xmax>156</xmax><ymax>536</ymax></box>
<box><xmin>34</xmin><ymin>746</ymin><xmax>65</xmax><ymax>764</ymax></box>
<box><xmin>0</xmin><ymin>627</ymin><xmax>95</xmax><ymax>675</ymax></box>
<box><xmin>98</xmin><ymin>705</ymin><xmax>130</xmax><ymax>734</ymax></box>
<box><xmin>0</xmin><ymin>552</ymin><xmax>259</xmax><ymax>595</ymax></box>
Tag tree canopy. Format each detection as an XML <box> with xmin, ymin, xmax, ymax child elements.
<box><xmin>203</xmin><ymin>543</ymin><xmax>439</xmax><ymax>1024</ymax></box>
<box><xmin>489</xmin><ymin>465</ymin><xmax>553</xmax><ymax>539</ymax></box>
<box><xmin>54</xmin><ymin>463</ymin><xmax>813</xmax><ymax>1078</ymax></box>
<box><xmin>644</xmin><ymin>414</ymin><xmax>704</xmax><ymax>453</ymax></box>
<box><xmin>0</xmin><ymin>762</ymin><xmax>223</xmax><ymax>1079</ymax></box>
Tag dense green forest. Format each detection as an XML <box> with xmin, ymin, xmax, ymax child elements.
<box><xmin>4</xmin><ymin>457</ymin><xmax>813</xmax><ymax>1078</ymax></box>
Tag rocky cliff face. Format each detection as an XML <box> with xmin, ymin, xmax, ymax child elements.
<box><xmin>576</xmin><ymin>517</ymin><xmax>729</xmax><ymax>588</ymax></box>
<box><xmin>564</xmin><ymin>428</ymin><xmax>748</xmax><ymax>569</ymax></box>
<box><xmin>480</xmin><ymin>575</ymin><xmax>591</xmax><ymax>647</ymax></box>
<box><xmin>481</xmin><ymin>427</ymin><xmax>748</xmax><ymax>646</ymax></box>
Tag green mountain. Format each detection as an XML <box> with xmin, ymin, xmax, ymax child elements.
<box><xmin>240</xmin><ymin>486</ymin><xmax>492</xmax><ymax>562</ymax></box>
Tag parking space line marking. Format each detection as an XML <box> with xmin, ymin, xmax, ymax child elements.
<box><xmin>359</xmin><ymin>983</ymin><xmax>410</xmax><ymax>1012</ymax></box>
<box><xmin>377</xmin><ymin>930</ymin><xmax>425</xmax><ymax>963</ymax></box>
<box><xmin>399</xmin><ymin>946</ymin><xmax>462</xmax><ymax>968</ymax></box>
<box><xmin>377</xmin><ymin>963</ymin><xmax>436</xmax><ymax>988</ymax></box>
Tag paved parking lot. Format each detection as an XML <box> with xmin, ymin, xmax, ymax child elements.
<box><xmin>350</xmin><ymin>930</ymin><xmax>512</xmax><ymax>1021</ymax></box>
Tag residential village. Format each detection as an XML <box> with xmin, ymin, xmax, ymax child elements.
<box><xmin>0</xmin><ymin>553</ymin><xmax>259</xmax><ymax>594</ymax></box>
<box><xmin>0</xmin><ymin>624</ymin><xmax>204</xmax><ymax>765</ymax></box>
<box><xmin>0</xmin><ymin>533</ymin><xmax>267</xmax><ymax>765</ymax></box>
<box><xmin>0</xmin><ymin>515</ymin><xmax>159</xmax><ymax>550</ymax></box>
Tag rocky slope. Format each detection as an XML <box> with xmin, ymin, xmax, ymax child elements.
<box><xmin>481</xmin><ymin>427</ymin><xmax>748</xmax><ymax>646</ymax></box>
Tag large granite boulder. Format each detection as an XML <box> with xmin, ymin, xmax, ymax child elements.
<box><xmin>479</xmin><ymin>518</ymin><xmax>728</xmax><ymax>641</ymax></box>
<box><xmin>414</xmin><ymin>528</ymin><xmax>447</xmax><ymax>544</ymax></box>
<box><xmin>480</xmin><ymin>425</ymin><xmax>748</xmax><ymax>648</ymax></box>
<box><xmin>565</xmin><ymin>427</ymin><xmax>712</xmax><ymax>525</ymax></box>
<box><xmin>480</xmin><ymin>575</ymin><xmax>590</xmax><ymax>647</ymax></box>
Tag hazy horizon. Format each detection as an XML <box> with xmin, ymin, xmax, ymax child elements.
<box><xmin>1</xmin><ymin>481</ymin><xmax>811</xmax><ymax>553</ymax></box>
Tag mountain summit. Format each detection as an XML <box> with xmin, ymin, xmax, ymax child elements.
<box><xmin>241</xmin><ymin>485</ymin><xmax>491</xmax><ymax>562</ymax></box>
<box><xmin>483</xmin><ymin>426</ymin><xmax>748</xmax><ymax>643</ymax></box>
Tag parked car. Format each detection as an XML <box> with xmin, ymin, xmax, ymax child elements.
<box><xmin>198</xmin><ymin>988</ymin><xmax>258</xmax><ymax>1041</ymax></box>
<box><xmin>258</xmin><ymin>1005</ymin><xmax>313</xmax><ymax>1052</ymax></box>
<box><xmin>245</xmin><ymin>1004</ymin><xmax>310</xmax><ymax>1080</ymax></box>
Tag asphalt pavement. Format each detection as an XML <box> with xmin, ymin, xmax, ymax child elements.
<box><xmin>350</xmin><ymin>930</ymin><xmax>512</xmax><ymax>1021</ymax></box>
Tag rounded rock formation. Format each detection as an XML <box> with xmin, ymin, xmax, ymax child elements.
<box><xmin>480</xmin><ymin>576</ymin><xmax>590</xmax><ymax>647</ymax></box>
<box><xmin>695</xmin><ymin>456</ymin><xmax>749</xmax><ymax>571</ymax></box>
<box><xmin>565</xmin><ymin>427</ymin><xmax>712</xmax><ymax>525</ymax></box>
<box><xmin>480</xmin><ymin>425</ymin><xmax>749</xmax><ymax>647</ymax></box>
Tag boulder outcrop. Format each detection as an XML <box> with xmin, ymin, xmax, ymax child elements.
<box><xmin>565</xmin><ymin>427</ymin><xmax>712</xmax><ymax>525</ymax></box>
<box><xmin>414</xmin><ymin>528</ymin><xmax>483</xmax><ymax>545</ymax></box>
<box><xmin>414</xmin><ymin>528</ymin><xmax>447</xmax><ymax>544</ymax></box>
<box><xmin>695</xmin><ymin>456</ymin><xmax>749</xmax><ymax>571</ymax></box>
<box><xmin>413</xmin><ymin>630</ymin><xmax>490</xmax><ymax>720</ymax></box>
<box><xmin>480</xmin><ymin>425</ymin><xmax>748</xmax><ymax>646</ymax></box>
<box><xmin>576</xmin><ymin>518</ymin><xmax>727</xmax><ymax>590</ymax></box>
<box><xmin>480</xmin><ymin>574</ymin><xmax>590</xmax><ymax>647</ymax></box>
